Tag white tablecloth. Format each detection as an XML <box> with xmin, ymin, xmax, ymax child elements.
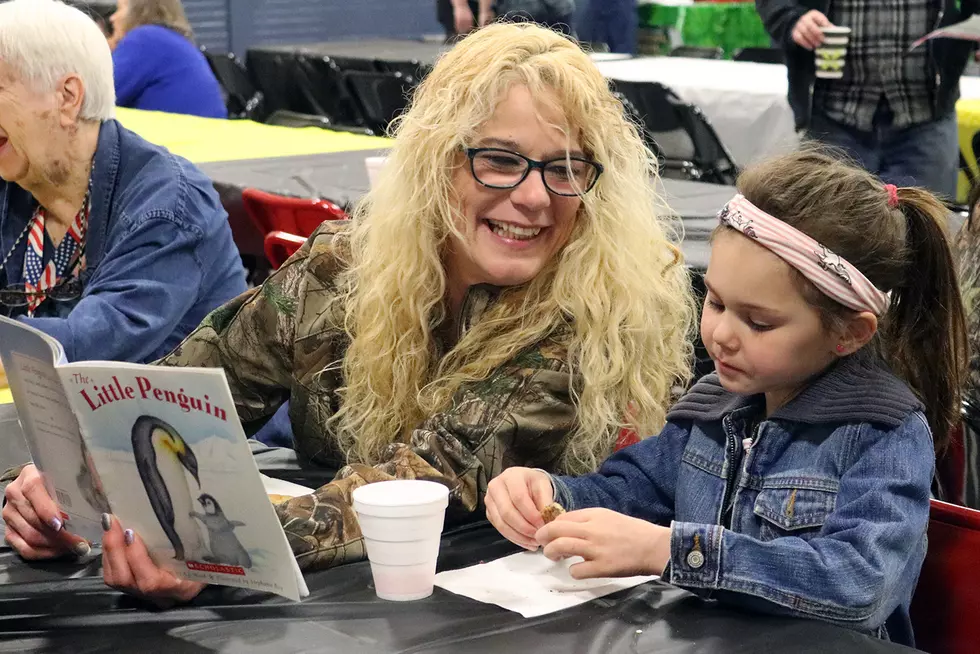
<box><xmin>594</xmin><ymin>56</ymin><xmax>980</xmax><ymax>166</ymax></box>
<box><xmin>594</xmin><ymin>57</ymin><xmax>797</xmax><ymax>166</ymax></box>
<box><xmin>588</xmin><ymin>52</ymin><xmax>633</xmax><ymax>62</ymax></box>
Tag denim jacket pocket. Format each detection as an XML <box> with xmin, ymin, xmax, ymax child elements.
<box><xmin>754</xmin><ymin>483</ymin><xmax>839</xmax><ymax>542</ymax></box>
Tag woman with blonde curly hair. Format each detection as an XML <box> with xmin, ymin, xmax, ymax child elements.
<box><xmin>5</xmin><ymin>22</ymin><xmax>695</xmax><ymax>603</ymax></box>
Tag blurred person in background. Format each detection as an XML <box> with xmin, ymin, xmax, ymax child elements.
<box><xmin>109</xmin><ymin>0</ymin><xmax>227</xmax><ymax>118</ymax></box>
<box><xmin>579</xmin><ymin>0</ymin><xmax>637</xmax><ymax>54</ymax></box>
<box><xmin>757</xmin><ymin>0</ymin><xmax>979</xmax><ymax>198</ymax></box>
<box><xmin>481</xmin><ymin>0</ymin><xmax>576</xmax><ymax>36</ymax></box>
<box><xmin>438</xmin><ymin>0</ymin><xmax>485</xmax><ymax>41</ymax></box>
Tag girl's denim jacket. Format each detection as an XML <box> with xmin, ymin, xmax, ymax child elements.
<box><xmin>552</xmin><ymin>353</ymin><xmax>932</xmax><ymax>648</ymax></box>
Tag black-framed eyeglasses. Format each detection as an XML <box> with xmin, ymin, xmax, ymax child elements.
<box><xmin>0</xmin><ymin>276</ymin><xmax>83</xmax><ymax>307</ymax></box>
<box><xmin>0</xmin><ymin>248</ymin><xmax>85</xmax><ymax>309</ymax></box>
<box><xmin>465</xmin><ymin>148</ymin><xmax>604</xmax><ymax>197</ymax></box>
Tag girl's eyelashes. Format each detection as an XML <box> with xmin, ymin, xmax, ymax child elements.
<box><xmin>704</xmin><ymin>295</ymin><xmax>776</xmax><ymax>332</ymax></box>
<box><xmin>705</xmin><ymin>297</ymin><xmax>775</xmax><ymax>332</ymax></box>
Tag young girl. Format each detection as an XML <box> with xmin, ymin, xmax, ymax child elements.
<box><xmin>486</xmin><ymin>150</ymin><xmax>967</xmax><ymax>648</ymax></box>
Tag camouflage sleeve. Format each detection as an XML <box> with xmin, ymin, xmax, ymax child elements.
<box><xmin>156</xmin><ymin>235</ymin><xmax>319</xmax><ymax>425</ymax></box>
<box><xmin>275</xmin><ymin>352</ymin><xmax>578</xmax><ymax>571</ymax></box>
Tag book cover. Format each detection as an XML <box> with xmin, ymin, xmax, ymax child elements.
<box><xmin>912</xmin><ymin>14</ymin><xmax>980</xmax><ymax>47</ymax></box>
<box><xmin>0</xmin><ymin>317</ymin><xmax>308</xmax><ymax>601</ymax></box>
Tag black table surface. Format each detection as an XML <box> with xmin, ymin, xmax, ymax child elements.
<box><xmin>198</xmin><ymin>151</ymin><xmax>729</xmax><ymax>271</ymax></box>
<box><xmin>0</xmin><ymin>521</ymin><xmax>919</xmax><ymax>654</ymax></box>
<box><xmin>248</xmin><ymin>39</ymin><xmax>449</xmax><ymax>65</ymax></box>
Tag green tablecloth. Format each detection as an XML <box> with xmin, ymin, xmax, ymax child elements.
<box><xmin>638</xmin><ymin>2</ymin><xmax>771</xmax><ymax>58</ymax></box>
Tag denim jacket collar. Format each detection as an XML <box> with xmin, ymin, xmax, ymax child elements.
<box><xmin>87</xmin><ymin>120</ymin><xmax>123</xmax><ymax>271</ymax></box>
<box><xmin>668</xmin><ymin>352</ymin><xmax>922</xmax><ymax>428</ymax></box>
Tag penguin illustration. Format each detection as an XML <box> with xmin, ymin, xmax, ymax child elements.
<box><xmin>190</xmin><ymin>494</ymin><xmax>252</xmax><ymax>569</ymax></box>
<box><xmin>131</xmin><ymin>415</ymin><xmax>206</xmax><ymax>561</ymax></box>
<box><xmin>77</xmin><ymin>439</ymin><xmax>111</xmax><ymax>514</ymax></box>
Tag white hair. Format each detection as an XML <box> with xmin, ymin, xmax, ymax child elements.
<box><xmin>0</xmin><ymin>0</ymin><xmax>115</xmax><ymax>121</ymax></box>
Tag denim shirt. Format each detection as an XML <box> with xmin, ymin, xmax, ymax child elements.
<box><xmin>0</xmin><ymin>120</ymin><xmax>247</xmax><ymax>362</ymax></box>
<box><xmin>552</xmin><ymin>353</ymin><xmax>932</xmax><ymax>647</ymax></box>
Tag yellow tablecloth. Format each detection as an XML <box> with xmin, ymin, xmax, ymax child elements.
<box><xmin>958</xmin><ymin>99</ymin><xmax>980</xmax><ymax>204</ymax></box>
<box><xmin>114</xmin><ymin>108</ymin><xmax>389</xmax><ymax>164</ymax></box>
<box><xmin>0</xmin><ymin>388</ymin><xmax>11</xmax><ymax>405</ymax></box>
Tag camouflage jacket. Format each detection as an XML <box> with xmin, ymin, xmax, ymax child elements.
<box><xmin>159</xmin><ymin>221</ymin><xmax>582</xmax><ymax>571</ymax></box>
<box><xmin>957</xmin><ymin>218</ymin><xmax>980</xmax><ymax>405</ymax></box>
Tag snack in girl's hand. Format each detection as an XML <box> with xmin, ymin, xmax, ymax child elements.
<box><xmin>541</xmin><ymin>502</ymin><xmax>566</xmax><ymax>524</ymax></box>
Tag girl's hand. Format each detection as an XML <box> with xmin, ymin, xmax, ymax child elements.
<box><xmin>101</xmin><ymin>514</ymin><xmax>205</xmax><ymax>607</ymax></box>
<box><xmin>485</xmin><ymin>467</ymin><xmax>554</xmax><ymax>550</ymax></box>
<box><xmin>3</xmin><ymin>464</ymin><xmax>91</xmax><ymax>560</ymax></box>
<box><xmin>536</xmin><ymin>508</ymin><xmax>672</xmax><ymax>578</ymax></box>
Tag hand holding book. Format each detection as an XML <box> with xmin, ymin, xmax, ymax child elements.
<box><xmin>0</xmin><ymin>316</ymin><xmax>308</xmax><ymax>602</ymax></box>
<box><xmin>2</xmin><ymin>463</ymin><xmax>91</xmax><ymax>560</ymax></box>
<box><xmin>101</xmin><ymin>513</ymin><xmax>207</xmax><ymax>606</ymax></box>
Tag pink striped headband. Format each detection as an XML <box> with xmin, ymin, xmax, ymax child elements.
<box><xmin>718</xmin><ymin>194</ymin><xmax>890</xmax><ymax>315</ymax></box>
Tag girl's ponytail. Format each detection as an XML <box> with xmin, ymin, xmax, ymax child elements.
<box><xmin>883</xmin><ymin>188</ymin><xmax>967</xmax><ymax>450</ymax></box>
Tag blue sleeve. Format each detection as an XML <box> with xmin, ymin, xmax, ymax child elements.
<box><xmin>667</xmin><ymin>413</ymin><xmax>933</xmax><ymax>632</ymax></box>
<box><xmin>19</xmin><ymin>216</ymin><xmax>204</xmax><ymax>363</ymax></box>
<box><xmin>551</xmin><ymin>421</ymin><xmax>691</xmax><ymax>525</ymax></box>
<box><xmin>112</xmin><ymin>30</ymin><xmax>155</xmax><ymax>107</ymax></box>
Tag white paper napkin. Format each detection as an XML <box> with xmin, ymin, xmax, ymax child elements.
<box><xmin>260</xmin><ymin>474</ymin><xmax>314</xmax><ymax>498</ymax></box>
<box><xmin>434</xmin><ymin>551</ymin><xmax>658</xmax><ymax>618</ymax></box>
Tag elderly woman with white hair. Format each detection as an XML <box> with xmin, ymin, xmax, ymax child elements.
<box><xmin>0</xmin><ymin>0</ymin><xmax>246</xmax><ymax>367</ymax></box>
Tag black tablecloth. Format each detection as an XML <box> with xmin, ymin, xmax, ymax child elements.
<box><xmin>249</xmin><ymin>39</ymin><xmax>449</xmax><ymax>66</ymax></box>
<box><xmin>199</xmin><ymin>151</ymin><xmax>730</xmax><ymax>271</ymax></box>
<box><xmin>0</xmin><ymin>521</ymin><xmax>918</xmax><ymax>653</ymax></box>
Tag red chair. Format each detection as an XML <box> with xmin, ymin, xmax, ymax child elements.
<box><xmin>910</xmin><ymin>499</ymin><xmax>980</xmax><ymax>653</ymax></box>
<box><xmin>241</xmin><ymin>188</ymin><xmax>347</xmax><ymax>240</ymax></box>
<box><xmin>614</xmin><ymin>427</ymin><xmax>640</xmax><ymax>451</ymax></box>
<box><xmin>264</xmin><ymin>231</ymin><xmax>308</xmax><ymax>270</ymax></box>
<box><xmin>936</xmin><ymin>422</ymin><xmax>967</xmax><ymax>505</ymax></box>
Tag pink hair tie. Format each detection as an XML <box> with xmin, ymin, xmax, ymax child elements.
<box><xmin>884</xmin><ymin>184</ymin><xmax>899</xmax><ymax>208</ymax></box>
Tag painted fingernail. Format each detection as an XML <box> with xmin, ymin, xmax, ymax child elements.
<box><xmin>123</xmin><ymin>529</ymin><xmax>134</xmax><ymax>546</ymax></box>
<box><xmin>72</xmin><ymin>541</ymin><xmax>91</xmax><ymax>557</ymax></box>
<box><xmin>101</xmin><ymin>513</ymin><xmax>111</xmax><ymax>532</ymax></box>
<box><xmin>48</xmin><ymin>516</ymin><xmax>63</xmax><ymax>532</ymax></box>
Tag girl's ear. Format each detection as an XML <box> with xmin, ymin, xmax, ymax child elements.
<box><xmin>835</xmin><ymin>311</ymin><xmax>878</xmax><ymax>357</ymax></box>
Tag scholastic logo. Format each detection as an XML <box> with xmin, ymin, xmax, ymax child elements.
<box><xmin>186</xmin><ymin>561</ymin><xmax>246</xmax><ymax>576</ymax></box>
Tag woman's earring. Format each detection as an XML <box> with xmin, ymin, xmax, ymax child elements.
<box><xmin>836</xmin><ymin>344</ymin><xmax>845</xmax><ymax>354</ymax></box>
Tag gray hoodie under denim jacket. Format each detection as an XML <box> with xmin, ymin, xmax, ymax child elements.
<box><xmin>552</xmin><ymin>353</ymin><xmax>932</xmax><ymax>648</ymax></box>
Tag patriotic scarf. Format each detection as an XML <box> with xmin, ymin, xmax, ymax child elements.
<box><xmin>23</xmin><ymin>192</ymin><xmax>90</xmax><ymax>316</ymax></box>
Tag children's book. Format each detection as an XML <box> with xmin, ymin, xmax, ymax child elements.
<box><xmin>912</xmin><ymin>14</ymin><xmax>980</xmax><ymax>48</ymax></box>
<box><xmin>0</xmin><ymin>316</ymin><xmax>309</xmax><ymax>601</ymax></box>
